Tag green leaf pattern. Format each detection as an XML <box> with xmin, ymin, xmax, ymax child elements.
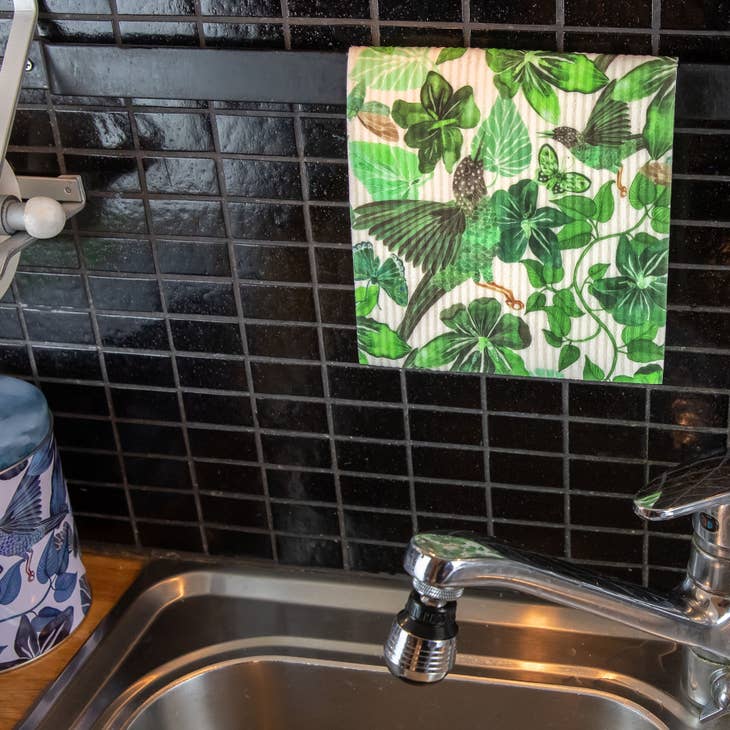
<box><xmin>348</xmin><ymin>47</ymin><xmax>677</xmax><ymax>381</ymax></box>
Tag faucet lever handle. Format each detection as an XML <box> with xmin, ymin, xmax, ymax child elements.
<box><xmin>634</xmin><ymin>452</ymin><xmax>730</xmax><ymax>521</ymax></box>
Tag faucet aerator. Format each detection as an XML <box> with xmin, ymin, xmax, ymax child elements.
<box><xmin>383</xmin><ymin>589</ymin><xmax>458</xmax><ymax>684</ymax></box>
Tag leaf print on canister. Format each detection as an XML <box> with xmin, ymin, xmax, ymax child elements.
<box><xmin>347</xmin><ymin>47</ymin><xmax>677</xmax><ymax>382</ymax></box>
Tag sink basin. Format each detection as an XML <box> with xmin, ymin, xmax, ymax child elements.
<box><xmin>20</xmin><ymin>559</ymin><xmax>707</xmax><ymax>729</ymax></box>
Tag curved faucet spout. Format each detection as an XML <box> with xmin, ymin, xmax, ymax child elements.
<box><xmin>403</xmin><ymin>532</ymin><xmax>730</xmax><ymax>662</ymax></box>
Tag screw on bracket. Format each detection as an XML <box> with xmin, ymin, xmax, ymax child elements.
<box><xmin>24</xmin><ymin>59</ymin><xmax>33</xmax><ymax>72</ymax></box>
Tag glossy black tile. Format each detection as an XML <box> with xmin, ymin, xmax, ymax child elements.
<box><xmin>116</xmin><ymin>0</ymin><xmax>194</xmax><ymax>11</ymax></box>
<box><xmin>336</xmin><ymin>439</ymin><xmax>407</xmax><ymax>475</ymax></box>
<box><xmin>75</xmin><ymin>198</ymin><xmax>147</xmax><ymax>234</ymax></box>
<box><xmin>98</xmin><ymin>315</ymin><xmax>169</xmax><ymax>350</ymax></box>
<box><xmin>306</xmin><ymin>162</ymin><xmax>348</xmax><ymax>202</ymax></box>
<box><xmin>649</xmin><ymin>534</ymin><xmax>692</xmax><ymax>569</ymax></box>
<box><xmin>170</xmin><ymin>319</ymin><xmax>242</xmax><ymax>354</ymax></box>
<box><xmin>150</xmin><ymin>200</ymin><xmax>225</xmax><ymax>237</ymax></box>
<box><xmin>673</xmin><ymin>132</ymin><xmax>730</xmax><ymax>176</ymax></box>
<box><xmin>493</xmin><ymin>522</ymin><xmax>564</xmax><ymax>557</ymax></box>
<box><xmin>39</xmin><ymin>0</ymin><xmax>111</xmax><ymax>12</ymax></box>
<box><xmin>486</xmin><ymin>377</ymin><xmax>561</xmax><ymax>415</ymax></box>
<box><xmin>672</xmin><ymin>179</ymin><xmax>730</xmax><ymax>222</ymax></box>
<box><xmin>570</xmin><ymin>458</ymin><xmax>645</xmax><ymax>495</ymax></box>
<box><xmin>329</xmin><ymin>364</ymin><xmax>401</xmax><ymax>402</ymax></box>
<box><xmin>315</xmin><ymin>247</ymin><xmax>353</xmax><ymax>285</ymax></box>
<box><xmin>206</xmin><ymin>23</ymin><xmax>285</xmax><ymax>48</ymax></box>
<box><xmin>135</xmin><ymin>112</ymin><xmax>213</xmax><ymax>151</ymax></box>
<box><xmin>471</xmin><ymin>0</ymin><xmax>554</xmax><ymax>23</ymax></box>
<box><xmin>104</xmin><ymin>352</ymin><xmax>175</xmax><ymax>387</ymax></box>
<box><xmin>118</xmin><ymin>422</ymin><xmax>186</xmax><ymax>456</ymax></box>
<box><xmin>177</xmin><ymin>356</ymin><xmax>247</xmax><ymax>390</ymax></box>
<box><xmin>569</xmin><ymin>421</ymin><xmax>645</xmax><ymax>459</ymax></box>
<box><xmin>74</xmin><ymin>516</ymin><xmax>134</xmax><ymax>545</ymax></box>
<box><xmin>163</xmin><ymin>280</ymin><xmax>236</xmax><ymax>316</ymax></box>
<box><xmin>1</xmin><ymin>346</ymin><xmax>32</xmax><ymax>376</ymax></box>
<box><xmin>564</xmin><ymin>32</ymin><xmax>652</xmax><ymax>54</ymax></box>
<box><xmin>197</xmin><ymin>461</ymin><xmax>263</xmax><ymax>495</ymax></box>
<box><xmin>124</xmin><ymin>456</ymin><xmax>192</xmax><ymax>490</ymax></box>
<box><xmin>571</xmin><ymin>494</ymin><xmax>641</xmax><ymax>530</ymax></box>
<box><xmin>6</xmin><ymin>151</ymin><xmax>60</xmax><ymax>177</ymax></box>
<box><xmin>662</xmin><ymin>0</ymin><xmax>730</xmax><ymax>30</ymax></box>
<box><xmin>184</xmin><ymin>392</ymin><xmax>252</xmax><ymax>426</ymax></box>
<box><xmin>228</xmin><ymin>202</ymin><xmax>306</xmax><ymax>242</ymax></box>
<box><xmin>202</xmin><ymin>495</ymin><xmax>267</xmax><ymax>528</ymax></box>
<box><xmin>661</xmin><ymin>34</ymin><xmax>730</xmax><ymax>66</ymax></box>
<box><xmin>236</xmin><ymin>243</ymin><xmax>311</xmax><ymax>282</ymax></box>
<box><xmin>333</xmin><ymin>403</ymin><xmax>404</xmax><ymax>440</ymax></box>
<box><xmin>379</xmin><ymin>27</ymin><xmax>464</xmax><ymax>46</ymax></box>
<box><xmin>189</xmin><ymin>427</ymin><xmax>257</xmax><ymax>460</ymax></box>
<box><xmin>668</xmin><ymin>268</ymin><xmax>730</xmax><ymax>308</ymax></box>
<box><xmin>340</xmin><ymin>474</ymin><xmax>409</xmax><ymax>510</ymax></box>
<box><xmin>81</xmin><ymin>238</ymin><xmax>155</xmax><ymax>274</ymax></box>
<box><xmin>263</xmin><ymin>433</ymin><xmax>331</xmax><ymax>467</ymax></box>
<box><xmin>415</xmin><ymin>481</ymin><xmax>485</xmax><ymax>516</ymax></box>
<box><xmin>410</xmin><ymin>409</ymin><xmax>482</xmax><ymax>446</ymax></box>
<box><xmin>470</xmin><ymin>29</ymin><xmax>557</xmax><ymax>50</ymax></box>
<box><xmin>56</xmin><ymin>110</ymin><xmax>133</xmax><ymax>150</ymax></box>
<box><xmin>64</xmin><ymin>154</ymin><xmax>140</xmax><ymax>193</ymax></box>
<box><xmin>272</xmin><ymin>502</ymin><xmax>339</xmax><ymax>535</ymax></box>
<box><xmin>349</xmin><ymin>542</ymin><xmax>406</xmax><ymax>573</ymax></box>
<box><xmin>492</xmin><ymin>488</ymin><xmax>564</xmax><ymax>523</ymax></box>
<box><xmin>22</xmin><ymin>236</ymin><xmax>79</xmax><ymax>269</ymax></box>
<box><xmin>664</xmin><ymin>351</ymin><xmax>730</xmax><ymax>390</ymax></box>
<box><xmin>247</xmin><ymin>323</ymin><xmax>320</xmax><ymax>360</ymax></box>
<box><xmin>268</xmin><ymin>469</ymin><xmax>335</xmax><ymax>501</ymax></box>
<box><xmin>490</xmin><ymin>451</ymin><xmax>563</xmax><ymax>488</ymax></box>
<box><xmin>120</xmin><ymin>20</ymin><xmax>199</xmax><ymax>44</ymax></box>
<box><xmin>277</xmin><ymin>536</ymin><xmax>342</xmax><ymax>568</ymax></box>
<box><xmin>379</xmin><ymin>0</ymin><xmax>460</xmax><ymax>21</ymax></box>
<box><xmin>257</xmin><ymin>398</ymin><xmax>328</xmax><ymax>433</ymax></box>
<box><xmin>42</xmin><ymin>382</ymin><xmax>108</xmax><ymax>416</ymax></box>
<box><xmin>10</xmin><ymin>109</ymin><xmax>54</xmax><ymax>146</ymax></box>
<box><xmin>0</xmin><ymin>308</ymin><xmax>21</xmax><ymax>339</ymax></box>
<box><xmin>206</xmin><ymin>527</ymin><xmax>272</xmax><ymax>558</ymax></box>
<box><xmin>132</xmin><ymin>489</ymin><xmax>198</xmax><ymax>522</ymax></box>
<box><xmin>216</xmin><ymin>115</ymin><xmax>296</xmax><ymax>156</ymax></box>
<box><xmin>648</xmin><ymin>428</ymin><xmax>726</xmax><ymax>463</ymax></box>
<box><xmin>34</xmin><ymin>346</ymin><xmax>101</xmax><ymax>380</ymax></box>
<box><xmin>89</xmin><ymin>276</ymin><xmax>161</xmax><ymax>312</ymax></box>
<box><xmin>113</xmin><ymin>387</ymin><xmax>180</xmax><ymax>422</ymax></box>
<box><xmin>157</xmin><ymin>240</ymin><xmax>230</xmax><ymax>276</ymax></box>
<box><xmin>287</xmin><ymin>0</ymin><xmax>367</xmax><ymax>15</ymax></box>
<box><xmin>308</xmin><ymin>205</ymin><xmax>351</xmax><ymax>243</ymax></box>
<box><xmin>200</xmin><ymin>0</ymin><xmax>280</xmax><ymax>13</ymax></box>
<box><xmin>301</xmin><ymin>117</ymin><xmax>347</xmax><ymax>159</ymax></box>
<box><xmin>223</xmin><ymin>159</ymin><xmax>300</xmax><ymax>198</ymax></box>
<box><xmin>240</xmin><ymin>284</ymin><xmax>316</xmax><ymax>322</ymax></box>
<box><xmin>137</xmin><ymin>522</ymin><xmax>203</xmax><ymax>552</ymax></box>
<box><xmin>68</xmin><ymin>484</ymin><xmax>128</xmax><ymax>517</ymax></box>
<box><xmin>24</xmin><ymin>310</ymin><xmax>94</xmax><ymax>345</ymax></box>
<box><xmin>252</xmin><ymin>361</ymin><xmax>323</xmax><ymax>396</ymax></box>
<box><xmin>565</xmin><ymin>0</ymin><xmax>651</xmax><ymax>26</ymax></box>
<box><xmin>55</xmin><ymin>415</ymin><xmax>115</xmax><ymax>450</ymax></box>
<box><xmin>344</xmin><ymin>509</ymin><xmax>412</xmax><ymax>542</ymax></box>
<box><xmin>144</xmin><ymin>157</ymin><xmax>219</xmax><ymax>194</ymax></box>
<box><xmin>15</xmin><ymin>272</ymin><xmax>87</xmax><ymax>308</ymax></box>
<box><xmin>666</xmin><ymin>311</ymin><xmax>730</xmax><ymax>350</ymax></box>
<box><xmin>489</xmin><ymin>414</ymin><xmax>562</xmax><ymax>453</ymax></box>
<box><xmin>569</xmin><ymin>382</ymin><xmax>646</xmax><ymax>421</ymax></box>
<box><xmin>412</xmin><ymin>445</ymin><xmax>484</xmax><ymax>482</ymax></box>
<box><xmin>651</xmin><ymin>390</ymin><xmax>728</xmax><ymax>428</ymax></box>
<box><xmin>39</xmin><ymin>19</ymin><xmax>115</xmax><ymax>43</ymax></box>
<box><xmin>291</xmin><ymin>23</ymin><xmax>371</xmax><ymax>49</ymax></box>
<box><xmin>572</xmin><ymin>530</ymin><xmax>643</xmax><ymax>563</ymax></box>
<box><xmin>318</xmin><ymin>288</ymin><xmax>356</xmax><ymax>326</ymax></box>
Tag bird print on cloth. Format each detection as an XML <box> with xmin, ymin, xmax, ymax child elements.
<box><xmin>0</xmin><ymin>457</ymin><xmax>68</xmax><ymax>580</ymax></box>
<box><xmin>347</xmin><ymin>48</ymin><xmax>677</xmax><ymax>382</ymax></box>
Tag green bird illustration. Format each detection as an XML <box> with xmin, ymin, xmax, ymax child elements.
<box><xmin>352</xmin><ymin>148</ymin><xmax>521</xmax><ymax>342</ymax></box>
<box><xmin>542</xmin><ymin>81</ymin><xmax>645</xmax><ymax>197</ymax></box>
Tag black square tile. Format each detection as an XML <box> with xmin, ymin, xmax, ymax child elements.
<box><xmin>0</xmin><ymin>308</ymin><xmax>20</xmax><ymax>339</ymax></box>
<box><xmin>493</xmin><ymin>522</ymin><xmax>564</xmax><ymax>556</ymax></box>
<box><xmin>378</xmin><ymin>27</ymin><xmax>464</xmax><ymax>46</ymax></box>
<box><xmin>329</xmin><ymin>364</ymin><xmax>401</xmax><ymax>402</ymax></box>
<box><xmin>257</xmin><ymin>398</ymin><xmax>328</xmax><ymax>434</ymax></box>
<box><xmin>69</xmin><ymin>484</ymin><xmax>127</xmax><ymax>517</ymax></box>
<box><xmin>315</xmin><ymin>247</ymin><xmax>353</xmax><ymax>285</ymax></box>
<box><xmin>56</xmin><ymin>110</ymin><xmax>133</xmax><ymax>150</ymax></box>
<box><xmin>348</xmin><ymin>542</ymin><xmax>406</xmax><ymax>573</ymax></box>
<box><xmin>277</xmin><ymin>536</ymin><xmax>342</xmax><ymax>568</ymax></box>
<box><xmin>309</xmin><ymin>205</ymin><xmax>351</xmax><ymax>243</ymax></box>
<box><xmin>157</xmin><ymin>240</ymin><xmax>230</xmax><ymax>276</ymax></box>
<box><xmin>39</xmin><ymin>19</ymin><xmax>116</xmax><ymax>43</ymax></box>
<box><xmin>492</xmin><ymin>488</ymin><xmax>564</xmax><ymax>523</ymax></box>
<box><xmin>144</xmin><ymin>157</ymin><xmax>219</xmax><ymax>194</ymax></box>
<box><xmin>132</xmin><ymin>489</ymin><xmax>198</xmax><ymax>522</ymax></box>
<box><xmin>345</xmin><ymin>509</ymin><xmax>412</xmax><ymax>542</ymax></box>
<box><xmin>216</xmin><ymin>115</ymin><xmax>296</xmax><ymax>156</ymax></box>
<box><xmin>569</xmin><ymin>422</ymin><xmax>645</xmax><ymax>459</ymax></box>
<box><xmin>150</xmin><ymin>200</ymin><xmax>225</xmax><ymax>237</ymax></box>
<box><xmin>413</xmin><ymin>445</ymin><xmax>484</xmax><ymax>482</ymax></box>
<box><xmin>81</xmin><ymin>238</ymin><xmax>155</xmax><ymax>274</ymax></box>
<box><xmin>223</xmin><ymin>159</ymin><xmax>300</xmax><ymax>199</ymax></box>
<box><xmin>236</xmin><ymin>243</ymin><xmax>310</xmax><ymax>282</ymax></box>
<box><xmin>185</xmin><ymin>392</ymin><xmax>252</xmax><ymax>426</ymax></box>
<box><xmin>116</xmin><ymin>0</ymin><xmax>194</xmax><ymax>12</ymax></box>
<box><xmin>323</xmin><ymin>326</ymin><xmax>358</xmax><ymax>362</ymax></box>
<box><xmin>333</xmin><ymin>403</ymin><xmax>404</xmax><ymax>440</ymax></box>
<box><xmin>471</xmin><ymin>0</ymin><xmax>554</xmax><ymax>22</ymax></box>
<box><xmin>415</xmin><ymin>481</ymin><xmax>485</xmax><ymax>516</ymax></box>
<box><xmin>570</xmin><ymin>458</ymin><xmax>645</xmax><ymax>495</ymax></box>
<box><xmin>105</xmin><ymin>352</ymin><xmax>174</xmax><ymax>387</ymax></box>
<box><xmin>569</xmin><ymin>382</ymin><xmax>646</xmax><ymax>421</ymax></box>
<box><xmin>674</xmin><ymin>132</ymin><xmax>730</xmax><ymax>177</ymax></box>
<box><xmin>64</xmin><ymin>154</ymin><xmax>140</xmax><ymax>193</ymax></box>
<box><xmin>22</xmin><ymin>235</ymin><xmax>79</xmax><ymax>269</ymax></box>
<box><xmin>662</xmin><ymin>0</ymin><xmax>730</xmax><ymax>30</ymax></box>
<box><xmin>177</xmin><ymin>356</ymin><xmax>247</xmax><ymax>390</ymax></box>
<box><xmin>272</xmin><ymin>502</ymin><xmax>340</xmax><ymax>535</ymax></box>
<box><xmin>206</xmin><ymin>527</ymin><xmax>273</xmax><ymax>559</ymax></box>
<box><xmin>98</xmin><ymin>315</ymin><xmax>168</xmax><ymax>350</ymax></box>
<box><xmin>564</xmin><ymin>33</ymin><xmax>652</xmax><ymax>54</ymax></box>
<box><xmin>75</xmin><ymin>198</ymin><xmax>147</xmax><ymax>234</ymax></box>
<box><xmin>89</xmin><ymin>276</ymin><xmax>161</xmax><ymax>312</ymax></box>
<box><xmin>648</xmin><ymin>428</ymin><xmax>726</xmax><ymax>463</ymax></box>
<box><xmin>263</xmin><ymin>433</ymin><xmax>331</xmax><ymax>467</ymax></box>
<box><xmin>338</xmin><ymin>476</ymin><xmax>408</xmax><ymax>516</ymax></box>
<box><xmin>201</xmin><ymin>495</ymin><xmax>268</xmax><ymax>529</ymax></box>
<box><xmin>419</xmin><ymin>514</ymin><xmax>486</xmax><ymax>532</ymax></box>
<box><xmin>336</xmin><ymin>440</ymin><xmax>407</xmax><ymax>475</ymax></box>
<box><xmin>201</xmin><ymin>0</ymin><xmax>280</xmax><ymax>14</ymax></box>
<box><xmin>407</xmin><ymin>370</ymin><xmax>480</xmax><ymax>409</ymax></box>
<box><xmin>136</xmin><ymin>112</ymin><xmax>213</xmax><ymax>151</ymax></box>
<box><xmin>380</xmin><ymin>0</ymin><xmax>461</xmax><ymax>20</ymax></box>
<box><xmin>137</xmin><ymin>522</ymin><xmax>203</xmax><ymax>552</ymax></box>
<box><xmin>34</xmin><ymin>346</ymin><xmax>101</xmax><ymax>379</ymax></box>
<box><xmin>197</xmin><ymin>462</ymin><xmax>263</xmax><ymax>495</ymax></box>
<box><xmin>486</xmin><ymin>377</ymin><xmax>562</xmax><ymax>415</ymax></box>
<box><xmin>571</xmin><ymin>494</ymin><xmax>640</xmax><ymax>530</ymax></box>
<box><xmin>203</xmin><ymin>22</ymin><xmax>285</xmax><ymax>48</ymax></box>
<box><xmin>318</xmin><ymin>288</ymin><xmax>356</xmax><ymax>326</ymax></box>
<box><xmin>42</xmin><ymin>382</ymin><xmax>108</xmax><ymax>416</ymax></box>
<box><xmin>291</xmin><ymin>23</ymin><xmax>371</xmax><ymax>49</ymax></box>
<box><xmin>10</xmin><ymin>109</ymin><xmax>54</xmax><ymax>146</ymax></box>
<box><xmin>15</xmin><ymin>272</ymin><xmax>87</xmax><ymax>308</ymax></box>
<box><xmin>565</xmin><ymin>0</ymin><xmax>651</xmax><ymax>25</ymax></box>
<box><xmin>490</xmin><ymin>451</ymin><xmax>563</xmax><ymax>488</ymax></box>
<box><xmin>170</xmin><ymin>320</ymin><xmax>242</xmax><ymax>354</ymax></box>
<box><xmin>24</xmin><ymin>310</ymin><xmax>94</xmax><ymax>345</ymax></box>
<box><xmin>113</xmin><ymin>387</ymin><xmax>180</xmax><ymax>421</ymax></box>
<box><xmin>228</xmin><ymin>202</ymin><xmax>306</xmax><ymax>242</ymax></box>
<box><xmin>649</xmin><ymin>534</ymin><xmax>692</xmax><ymax>569</ymax></box>
<box><xmin>55</xmin><ymin>416</ymin><xmax>115</xmax><ymax>450</ymax></box>
<box><xmin>306</xmin><ymin>162</ymin><xmax>348</xmax><ymax>202</ymax></box>
<box><xmin>666</xmin><ymin>311</ymin><xmax>730</xmax><ymax>350</ymax></box>
<box><xmin>252</xmin><ymin>361</ymin><xmax>323</xmax><ymax>396</ymax></box>
<box><xmin>163</xmin><ymin>281</ymin><xmax>236</xmax><ymax>316</ymax></box>
<box><xmin>470</xmin><ymin>29</ymin><xmax>557</xmax><ymax>50</ymax></box>
<box><xmin>118</xmin><ymin>422</ymin><xmax>186</xmax><ymax>456</ymax></box>
<box><xmin>489</xmin><ymin>415</ymin><xmax>563</xmax><ymax>453</ymax></box>
<box><xmin>189</xmin><ymin>427</ymin><xmax>257</xmax><ymax>460</ymax></box>
<box><xmin>301</xmin><ymin>117</ymin><xmax>346</xmax><ymax>158</ymax></box>
<box><xmin>664</xmin><ymin>351</ymin><xmax>730</xmax><ymax>390</ymax></box>
<box><xmin>572</xmin><ymin>530</ymin><xmax>643</xmax><ymax>563</ymax></box>
<box><xmin>125</xmin><ymin>455</ymin><xmax>192</xmax><ymax>490</ymax></box>
<box><xmin>651</xmin><ymin>390</ymin><xmax>728</xmax><ymax>428</ymax></box>
<box><xmin>247</xmin><ymin>324</ymin><xmax>320</xmax><ymax>360</ymax></box>
<box><xmin>75</xmin><ymin>515</ymin><xmax>134</xmax><ymax>545</ymax></box>
<box><xmin>671</xmin><ymin>179</ymin><xmax>730</xmax><ymax>222</ymax></box>
<box><xmin>62</xmin><ymin>451</ymin><xmax>122</xmax><ymax>483</ymax></box>
<box><xmin>268</xmin><ymin>469</ymin><xmax>335</xmax><ymax>501</ymax></box>
<box><xmin>410</xmin><ymin>409</ymin><xmax>482</xmax><ymax>446</ymax></box>
<box><xmin>287</xmin><ymin>0</ymin><xmax>368</xmax><ymax>15</ymax></box>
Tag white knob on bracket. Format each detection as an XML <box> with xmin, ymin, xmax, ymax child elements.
<box><xmin>4</xmin><ymin>196</ymin><xmax>67</xmax><ymax>239</ymax></box>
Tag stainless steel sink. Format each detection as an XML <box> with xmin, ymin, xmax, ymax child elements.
<box><xmin>20</xmin><ymin>559</ymin><xmax>711</xmax><ymax>729</ymax></box>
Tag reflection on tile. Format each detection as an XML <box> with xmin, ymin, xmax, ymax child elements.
<box><xmin>651</xmin><ymin>390</ymin><xmax>728</xmax><ymax>428</ymax></box>
<box><xmin>648</xmin><ymin>428</ymin><xmax>726</xmax><ymax>463</ymax></box>
<box><xmin>345</xmin><ymin>509</ymin><xmax>412</xmax><ymax>542</ymax></box>
<box><xmin>120</xmin><ymin>21</ymin><xmax>198</xmax><ymax>45</ymax></box>
<box><xmin>126</xmin><ymin>455</ymin><xmax>192</xmax><ymax>489</ymax></box>
<box><xmin>89</xmin><ymin>276</ymin><xmax>161</xmax><ymax>312</ymax></box>
<box><xmin>224</xmin><ymin>159</ymin><xmax>300</xmax><ymax>198</ymax></box>
<box><xmin>157</xmin><ymin>240</ymin><xmax>230</xmax><ymax>276</ymax></box>
<box><xmin>277</xmin><ymin>536</ymin><xmax>342</xmax><ymax>568</ymax></box>
<box><xmin>10</xmin><ymin>110</ymin><xmax>53</xmax><ymax>146</ymax></box>
<box><xmin>81</xmin><ymin>238</ymin><xmax>155</xmax><ymax>273</ymax></box>
<box><xmin>201</xmin><ymin>0</ymin><xmax>280</xmax><ymax>14</ymax></box>
<box><xmin>39</xmin><ymin>19</ymin><xmax>115</xmax><ymax>43</ymax></box>
<box><xmin>144</xmin><ymin>157</ymin><xmax>219</xmax><ymax>194</ymax></box>
<box><xmin>268</xmin><ymin>469</ymin><xmax>335</xmax><ymax>501</ymax></box>
<box><xmin>263</xmin><ymin>433</ymin><xmax>331</xmax><ymax>467</ymax></box>
<box><xmin>56</xmin><ymin>110</ymin><xmax>133</xmax><ymax>149</ymax></box>
<box><xmin>164</xmin><ymin>280</ymin><xmax>236</xmax><ymax>316</ymax></box>
<box><xmin>15</xmin><ymin>273</ymin><xmax>87</xmax><ymax>308</ymax></box>
<box><xmin>75</xmin><ymin>198</ymin><xmax>147</xmax><ymax>234</ymax></box>
<box><xmin>136</xmin><ymin>112</ymin><xmax>213</xmax><ymax>151</ymax></box>
<box><xmin>204</xmin><ymin>22</ymin><xmax>285</xmax><ymax>48</ymax></box>
<box><xmin>150</xmin><ymin>200</ymin><xmax>225</xmax><ymax>237</ymax></box>
<box><xmin>64</xmin><ymin>154</ymin><xmax>140</xmax><ymax>192</ymax></box>
<box><xmin>236</xmin><ymin>243</ymin><xmax>310</xmax><ymax>282</ymax></box>
<box><xmin>216</xmin><ymin>115</ymin><xmax>296</xmax><ymax>155</ymax></box>
<box><xmin>228</xmin><ymin>202</ymin><xmax>305</xmax><ymax>241</ymax></box>
<box><xmin>24</xmin><ymin>310</ymin><xmax>95</xmax><ymax>345</ymax></box>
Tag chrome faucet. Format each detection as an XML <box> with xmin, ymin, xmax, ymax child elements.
<box><xmin>384</xmin><ymin>452</ymin><xmax>730</xmax><ymax>723</ymax></box>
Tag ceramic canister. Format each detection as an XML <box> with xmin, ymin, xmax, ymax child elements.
<box><xmin>0</xmin><ymin>375</ymin><xmax>90</xmax><ymax>671</ymax></box>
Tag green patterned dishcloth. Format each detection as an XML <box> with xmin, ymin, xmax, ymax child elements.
<box><xmin>347</xmin><ymin>47</ymin><xmax>677</xmax><ymax>383</ymax></box>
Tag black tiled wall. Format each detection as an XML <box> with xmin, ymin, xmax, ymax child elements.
<box><xmin>2</xmin><ymin>0</ymin><xmax>730</xmax><ymax>590</ymax></box>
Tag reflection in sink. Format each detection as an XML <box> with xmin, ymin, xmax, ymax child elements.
<box><xmin>116</xmin><ymin>656</ymin><xmax>661</xmax><ymax>730</ymax></box>
<box><xmin>19</xmin><ymin>560</ymin><xmax>705</xmax><ymax>729</ymax></box>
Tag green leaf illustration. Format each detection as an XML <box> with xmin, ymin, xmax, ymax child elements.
<box><xmin>651</xmin><ymin>205</ymin><xmax>670</xmax><ymax>234</ymax></box>
<box><xmin>546</xmin><ymin>306</ymin><xmax>570</xmax><ymax>338</ymax></box>
<box><xmin>593</xmin><ymin>181</ymin><xmax>615</xmax><ymax>223</ymax></box>
<box><xmin>357</xmin><ymin>316</ymin><xmax>411</xmax><ymax>359</ymax></box>
<box><xmin>542</xmin><ymin>329</ymin><xmax>563</xmax><ymax>348</ymax></box>
<box><xmin>622</xmin><ymin>322</ymin><xmax>658</xmax><ymax>344</ymax></box>
<box><xmin>554</xmin><ymin>288</ymin><xmax>583</xmax><ymax>317</ymax></box>
<box><xmin>583</xmin><ymin>356</ymin><xmax>606</xmax><ymax>381</ymax></box>
<box><xmin>413</xmin><ymin>297</ymin><xmax>531</xmax><ymax>374</ymax></box>
<box><xmin>558</xmin><ymin>220</ymin><xmax>592</xmax><ymax>249</ymax></box>
<box><xmin>436</xmin><ymin>47</ymin><xmax>467</xmax><ymax>65</ymax></box>
<box><xmin>555</xmin><ymin>194</ymin><xmax>596</xmax><ymax>221</ymax></box>
<box><xmin>522</xmin><ymin>259</ymin><xmax>546</xmax><ymax>288</ymax></box>
<box><xmin>485</xmin><ymin>49</ymin><xmax>608</xmax><ymax>124</ymax></box>
<box><xmin>628</xmin><ymin>171</ymin><xmax>658</xmax><ymax>210</ymax></box>
<box><xmin>355</xmin><ymin>284</ymin><xmax>379</xmax><ymax>316</ymax></box>
<box><xmin>588</xmin><ymin>262</ymin><xmax>610</xmax><ymax>279</ymax></box>
<box><xmin>349</xmin><ymin>141</ymin><xmax>427</xmax><ymax>201</ymax></box>
<box><xmin>614</xmin><ymin>364</ymin><xmax>663</xmax><ymax>384</ymax></box>
<box><xmin>349</xmin><ymin>47</ymin><xmax>432</xmax><ymax>91</ymax></box>
<box><xmin>393</xmin><ymin>71</ymin><xmax>480</xmax><ymax>174</ymax></box>
<box><xmin>347</xmin><ymin>81</ymin><xmax>366</xmax><ymax>120</ymax></box>
<box><xmin>626</xmin><ymin>339</ymin><xmax>664</xmax><ymax>363</ymax></box>
<box><xmin>471</xmin><ymin>96</ymin><xmax>531</xmax><ymax>177</ymax></box>
<box><xmin>644</xmin><ymin>82</ymin><xmax>676</xmax><ymax>160</ymax></box>
<box><xmin>353</xmin><ymin>241</ymin><xmax>408</xmax><ymax>306</ymax></box>
<box><xmin>558</xmin><ymin>343</ymin><xmax>580</xmax><ymax>371</ymax></box>
<box><xmin>525</xmin><ymin>291</ymin><xmax>547</xmax><ymax>314</ymax></box>
<box><xmin>611</xmin><ymin>58</ymin><xmax>677</xmax><ymax>102</ymax></box>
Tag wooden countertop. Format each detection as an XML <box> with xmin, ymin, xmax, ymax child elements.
<box><xmin>0</xmin><ymin>552</ymin><xmax>145</xmax><ymax>730</ymax></box>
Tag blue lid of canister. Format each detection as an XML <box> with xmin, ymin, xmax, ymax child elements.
<box><xmin>0</xmin><ymin>376</ymin><xmax>52</xmax><ymax>473</ymax></box>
